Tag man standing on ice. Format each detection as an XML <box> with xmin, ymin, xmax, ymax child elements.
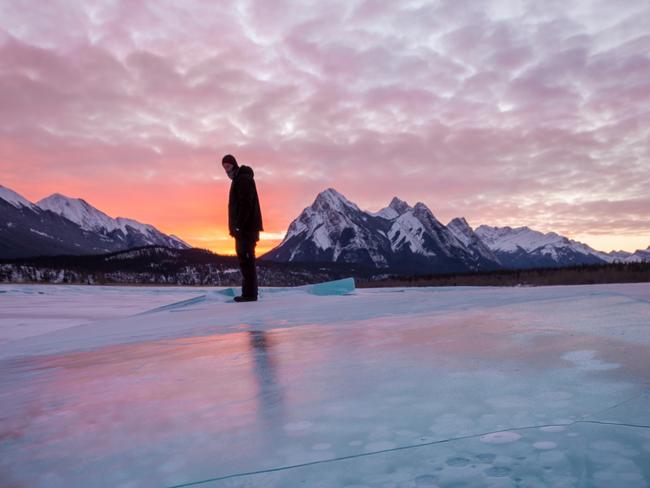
<box><xmin>222</xmin><ymin>154</ymin><xmax>264</xmax><ymax>302</ymax></box>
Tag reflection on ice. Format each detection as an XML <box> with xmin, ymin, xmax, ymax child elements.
<box><xmin>0</xmin><ymin>282</ymin><xmax>649</xmax><ymax>487</ymax></box>
<box><xmin>248</xmin><ymin>330</ymin><xmax>287</xmax><ymax>445</ymax></box>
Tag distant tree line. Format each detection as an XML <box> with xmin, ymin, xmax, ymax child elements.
<box><xmin>1</xmin><ymin>246</ymin><xmax>648</xmax><ymax>287</ymax></box>
<box><xmin>0</xmin><ymin>246</ymin><xmax>373</xmax><ymax>286</ymax></box>
<box><xmin>360</xmin><ymin>262</ymin><xmax>650</xmax><ymax>288</ymax></box>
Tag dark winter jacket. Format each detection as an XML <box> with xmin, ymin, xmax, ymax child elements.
<box><xmin>228</xmin><ymin>165</ymin><xmax>263</xmax><ymax>241</ymax></box>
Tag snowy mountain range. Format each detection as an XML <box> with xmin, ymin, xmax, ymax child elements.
<box><xmin>474</xmin><ymin>225</ymin><xmax>604</xmax><ymax>268</ymax></box>
<box><xmin>473</xmin><ymin>225</ymin><xmax>650</xmax><ymax>266</ymax></box>
<box><xmin>262</xmin><ymin>188</ymin><xmax>649</xmax><ymax>273</ymax></box>
<box><xmin>263</xmin><ymin>189</ymin><xmax>501</xmax><ymax>273</ymax></box>
<box><xmin>0</xmin><ymin>185</ymin><xmax>189</xmax><ymax>259</ymax></box>
<box><xmin>4</xmin><ymin>183</ymin><xmax>647</xmax><ymax>271</ymax></box>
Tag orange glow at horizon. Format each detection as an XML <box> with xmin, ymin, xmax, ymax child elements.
<box><xmin>187</xmin><ymin>235</ymin><xmax>282</xmax><ymax>256</ymax></box>
<box><xmin>5</xmin><ymin>177</ymin><xmax>289</xmax><ymax>257</ymax></box>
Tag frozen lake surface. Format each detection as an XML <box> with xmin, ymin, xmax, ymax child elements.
<box><xmin>1</xmin><ymin>281</ymin><xmax>649</xmax><ymax>487</ymax></box>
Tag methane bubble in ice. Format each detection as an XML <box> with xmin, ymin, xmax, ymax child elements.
<box><xmin>480</xmin><ymin>431</ymin><xmax>522</xmax><ymax>444</ymax></box>
<box><xmin>446</xmin><ymin>457</ymin><xmax>471</xmax><ymax>466</ymax></box>
<box><xmin>476</xmin><ymin>453</ymin><xmax>497</xmax><ymax>463</ymax></box>
<box><xmin>414</xmin><ymin>474</ymin><xmax>438</xmax><ymax>486</ymax></box>
<box><xmin>533</xmin><ymin>441</ymin><xmax>557</xmax><ymax>450</ymax></box>
<box><xmin>484</xmin><ymin>466</ymin><xmax>512</xmax><ymax>477</ymax></box>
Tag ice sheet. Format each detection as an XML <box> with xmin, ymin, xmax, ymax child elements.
<box><xmin>0</xmin><ymin>285</ymin><xmax>208</xmax><ymax>343</ymax></box>
<box><xmin>1</xmin><ymin>282</ymin><xmax>649</xmax><ymax>487</ymax></box>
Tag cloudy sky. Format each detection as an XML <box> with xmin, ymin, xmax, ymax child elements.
<box><xmin>1</xmin><ymin>0</ymin><xmax>649</xmax><ymax>254</ymax></box>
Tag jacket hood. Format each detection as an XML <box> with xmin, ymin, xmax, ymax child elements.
<box><xmin>237</xmin><ymin>165</ymin><xmax>254</xmax><ymax>178</ymax></box>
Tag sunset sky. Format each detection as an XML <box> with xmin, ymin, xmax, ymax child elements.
<box><xmin>1</xmin><ymin>0</ymin><xmax>649</xmax><ymax>255</ymax></box>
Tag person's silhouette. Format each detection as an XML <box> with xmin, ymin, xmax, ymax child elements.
<box><xmin>222</xmin><ymin>154</ymin><xmax>263</xmax><ymax>302</ymax></box>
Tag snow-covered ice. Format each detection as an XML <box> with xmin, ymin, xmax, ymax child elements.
<box><xmin>1</xmin><ymin>281</ymin><xmax>649</xmax><ymax>487</ymax></box>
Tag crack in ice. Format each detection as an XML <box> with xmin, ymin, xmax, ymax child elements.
<box><xmin>165</xmin><ymin>417</ymin><xmax>650</xmax><ymax>488</ymax></box>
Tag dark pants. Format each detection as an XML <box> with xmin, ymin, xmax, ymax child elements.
<box><xmin>235</xmin><ymin>237</ymin><xmax>258</xmax><ymax>298</ymax></box>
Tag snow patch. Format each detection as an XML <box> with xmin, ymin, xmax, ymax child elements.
<box><xmin>388</xmin><ymin>212</ymin><xmax>435</xmax><ymax>256</ymax></box>
<box><xmin>29</xmin><ymin>228</ymin><xmax>53</xmax><ymax>239</ymax></box>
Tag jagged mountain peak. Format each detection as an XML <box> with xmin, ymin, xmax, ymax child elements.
<box><xmin>270</xmin><ymin>188</ymin><xmax>391</xmax><ymax>267</ymax></box>
<box><xmin>316</xmin><ymin>188</ymin><xmax>349</xmax><ymax>202</ymax></box>
<box><xmin>313</xmin><ymin>188</ymin><xmax>360</xmax><ymax>213</ymax></box>
<box><xmin>446</xmin><ymin>217</ymin><xmax>500</xmax><ymax>264</ymax></box>
<box><xmin>373</xmin><ymin>197</ymin><xmax>412</xmax><ymax>220</ymax></box>
<box><xmin>412</xmin><ymin>202</ymin><xmax>440</xmax><ymax>223</ymax></box>
<box><xmin>389</xmin><ymin>196</ymin><xmax>411</xmax><ymax>213</ymax></box>
<box><xmin>447</xmin><ymin>218</ymin><xmax>474</xmax><ymax>242</ymax></box>
<box><xmin>448</xmin><ymin>216</ymin><xmax>470</xmax><ymax>228</ymax></box>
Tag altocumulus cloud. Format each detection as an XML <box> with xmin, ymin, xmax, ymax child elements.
<box><xmin>0</xmin><ymin>0</ymin><xmax>649</xmax><ymax>252</ymax></box>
